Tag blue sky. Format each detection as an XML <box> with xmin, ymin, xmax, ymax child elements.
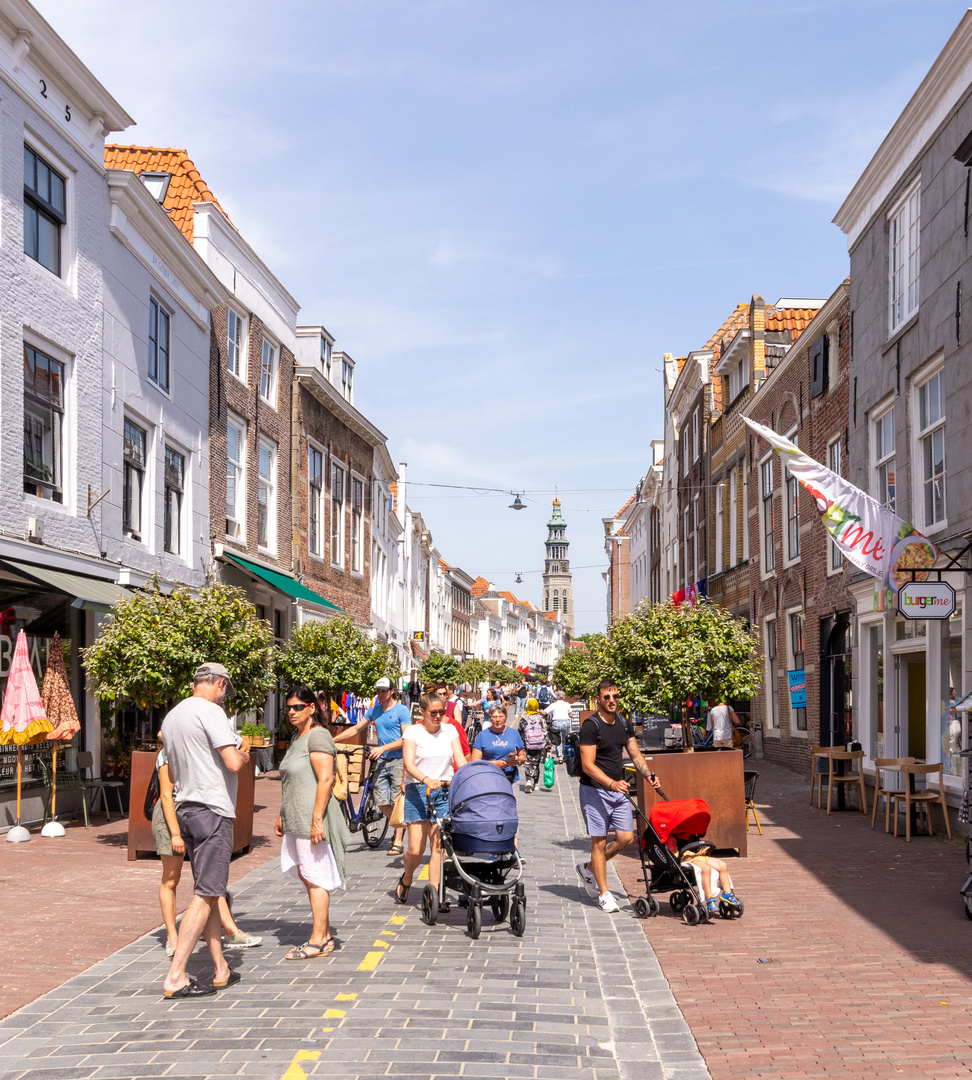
<box><xmin>39</xmin><ymin>0</ymin><xmax>966</xmax><ymax>633</ymax></box>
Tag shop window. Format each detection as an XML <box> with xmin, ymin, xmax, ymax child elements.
<box><xmin>308</xmin><ymin>446</ymin><xmax>324</xmax><ymax>556</ymax></box>
<box><xmin>24</xmin><ymin>145</ymin><xmax>65</xmax><ymax>276</ymax></box>
<box><xmin>868</xmin><ymin>624</ymin><xmax>885</xmax><ymax>761</ymax></box>
<box><xmin>944</xmin><ymin>609</ymin><xmax>963</xmax><ymax>777</ymax></box>
<box><xmin>123</xmin><ymin>418</ymin><xmax>147</xmax><ymax>541</ymax></box>
<box><xmin>163</xmin><ymin>445</ymin><xmax>184</xmax><ymax>555</ymax></box>
<box><xmin>23</xmin><ymin>344</ymin><xmax>65</xmax><ymax>503</ymax></box>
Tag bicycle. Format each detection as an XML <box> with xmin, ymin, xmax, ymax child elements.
<box><xmin>335</xmin><ymin>748</ymin><xmax>389</xmax><ymax>848</ymax></box>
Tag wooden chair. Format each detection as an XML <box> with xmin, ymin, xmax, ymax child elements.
<box><xmin>894</xmin><ymin>762</ymin><xmax>952</xmax><ymax>842</ymax></box>
<box><xmin>810</xmin><ymin>746</ymin><xmax>833</xmax><ymax>808</ymax></box>
<box><xmin>37</xmin><ymin>758</ymin><xmax>89</xmax><ymax>828</ymax></box>
<box><xmin>77</xmin><ymin>750</ymin><xmax>125</xmax><ymax>820</ymax></box>
<box><xmin>826</xmin><ymin>750</ymin><xmax>868</xmax><ymax>815</ymax></box>
<box><xmin>871</xmin><ymin>757</ymin><xmax>914</xmax><ymax>832</ymax></box>
<box><xmin>744</xmin><ymin>769</ymin><xmax>762</xmax><ymax>834</ymax></box>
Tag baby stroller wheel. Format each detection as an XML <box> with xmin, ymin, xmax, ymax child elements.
<box><xmin>682</xmin><ymin>903</ymin><xmax>701</xmax><ymax>926</ymax></box>
<box><xmin>633</xmin><ymin>897</ymin><xmax>650</xmax><ymax>919</ymax></box>
<box><xmin>421</xmin><ymin>884</ymin><xmax>439</xmax><ymax>926</ymax></box>
<box><xmin>647</xmin><ymin>897</ymin><xmax>660</xmax><ymax>917</ymax></box>
<box><xmin>466</xmin><ymin>903</ymin><xmax>482</xmax><ymax>939</ymax></box>
<box><xmin>719</xmin><ymin>901</ymin><xmax>733</xmax><ymax>919</ymax></box>
<box><xmin>732</xmin><ymin>899</ymin><xmax>744</xmax><ymax>918</ymax></box>
<box><xmin>510</xmin><ymin>898</ymin><xmax>526</xmax><ymax>937</ymax></box>
<box><xmin>669</xmin><ymin>892</ymin><xmax>684</xmax><ymax>913</ymax></box>
<box><xmin>490</xmin><ymin>894</ymin><xmax>510</xmax><ymax>923</ymax></box>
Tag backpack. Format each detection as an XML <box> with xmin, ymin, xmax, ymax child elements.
<box><xmin>143</xmin><ymin>766</ymin><xmax>160</xmax><ymax>820</ymax></box>
<box><xmin>522</xmin><ymin>715</ymin><xmax>546</xmax><ymax>750</ymax></box>
<box><xmin>537</xmin><ymin>685</ymin><xmax>552</xmax><ymax>706</ymax></box>
<box><xmin>566</xmin><ymin>714</ymin><xmax>635</xmax><ymax>779</ymax></box>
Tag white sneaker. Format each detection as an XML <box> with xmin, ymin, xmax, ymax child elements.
<box><xmin>598</xmin><ymin>892</ymin><xmax>621</xmax><ymax>913</ymax></box>
<box><xmin>524</xmin><ymin>782</ymin><xmax>533</xmax><ymax>793</ymax></box>
<box><xmin>576</xmin><ymin>862</ymin><xmax>599</xmax><ymax>898</ymax></box>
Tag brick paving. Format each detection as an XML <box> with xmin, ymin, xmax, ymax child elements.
<box><xmin>613</xmin><ymin>759</ymin><xmax>972</xmax><ymax>1080</ymax></box>
<box><xmin>0</xmin><ymin>767</ymin><xmax>708</xmax><ymax>1080</ymax></box>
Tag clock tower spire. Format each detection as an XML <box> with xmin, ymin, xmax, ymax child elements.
<box><xmin>542</xmin><ymin>490</ymin><xmax>573</xmax><ymax>639</ymax></box>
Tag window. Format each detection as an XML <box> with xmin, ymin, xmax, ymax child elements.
<box><xmin>24</xmin><ymin>145</ymin><xmax>65</xmax><ymax>275</ymax></box>
<box><xmin>148</xmin><ymin>298</ymin><xmax>170</xmax><ymax>392</ymax></box>
<box><xmin>341</xmin><ymin>359</ymin><xmax>353</xmax><ymax>400</ymax></box>
<box><xmin>330</xmin><ymin>463</ymin><xmax>345</xmax><ymax>565</ymax></box>
<box><xmin>227</xmin><ymin>308</ymin><xmax>247</xmax><ymax>381</ymax></box>
<box><xmin>715</xmin><ymin>483</ymin><xmax>724</xmax><ymax>571</ymax></box>
<box><xmin>765</xmin><ymin>619</ymin><xmax>779</xmax><ymax>729</ymax></box>
<box><xmin>257</xmin><ymin>438</ymin><xmax>276</xmax><ymax>549</ymax></box>
<box><xmin>23</xmin><ymin>344</ymin><xmax>65</xmax><ymax>503</ymax></box>
<box><xmin>917</xmin><ymin>367</ymin><xmax>946</xmax><ymax>528</ymax></box>
<box><xmin>163</xmin><ymin>446</ymin><xmax>184</xmax><ymax>555</ymax></box>
<box><xmin>350</xmin><ymin>477</ymin><xmax>364</xmax><ymax>573</ymax></box>
<box><xmin>553</xmin><ymin>590</ymin><xmax>559</xmax><ymax>611</ymax></box>
<box><xmin>729</xmin><ymin>469</ymin><xmax>738</xmax><ymax>566</ymax></box>
<box><xmin>742</xmin><ymin>461</ymin><xmax>750</xmax><ymax>561</ymax></box>
<box><xmin>562</xmin><ymin>590</ymin><xmax>569</xmax><ymax>614</ymax></box>
<box><xmin>140</xmin><ymin>172</ymin><xmax>171</xmax><ymax>202</ymax></box>
<box><xmin>308</xmin><ymin>446</ymin><xmax>324</xmax><ymax>556</ymax></box>
<box><xmin>692</xmin><ymin>408</ymin><xmax>700</xmax><ymax>462</ymax></box>
<box><xmin>785</xmin><ymin>433</ymin><xmax>800</xmax><ymax>562</ymax></box>
<box><xmin>828</xmin><ymin>437</ymin><xmax>843</xmax><ymax>570</ymax></box>
<box><xmin>260</xmin><ymin>339</ymin><xmax>278</xmax><ymax>407</ymax></box>
<box><xmin>692</xmin><ymin>494</ymin><xmax>700</xmax><ymax>580</ymax></box>
<box><xmin>889</xmin><ymin>180</ymin><xmax>920</xmax><ymax>331</ymax></box>
<box><xmin>788</xmin><ymin>612</ymin><xmax>807</xmax><ymax>732</ymax></box>
<box><xmin>873</xmin><ymin>406</ymin><xmax>895</xmax><ymax>512</ymax></box>
<box><xmin>761</xmin><ymin>458</ymin><xmax>775</xmax><ymax>574</ymax></box>
<box><xmin>320</xmin><ymin>336</ymin><xmax>332</xmax><ymax>378</ymax></box>
<box><xmin>123</xmin><ymin>418</ymin><xmax>147</xmax><ymax>541</ymax></box>
<box><xmin>226</xmin><ymin>416</ymin><xmax>245</xmax><ymax>539</ymax></box>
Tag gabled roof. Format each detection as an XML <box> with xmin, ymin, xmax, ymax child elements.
<box><xmin>104</xmin><ymin>146</ymin><xmax>234</xmax><ymax>244</ymax></box>
<box><xmin>703</xmin><ymin>304</ymin><xmax>749</xmax><ymax>353</ymax></box>
<box><xmin>471</xmin><ymin>576</ymin><xmax>490</xmax><ymax>597</ymax></box>
<box><xmin>614</xmin><ymin>493</ymin><xmax>636</xmax><ymax>520</ymax></box>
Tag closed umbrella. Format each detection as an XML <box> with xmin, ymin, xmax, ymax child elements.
<box><xmin>1</xmin><ymin>631</ymin><xmax>53</xmax><ymax>843</ymax></box>
<box><xmin>41</xmin><ymin>633</ymin><xmax>80</xmax><ymax>838</ymax></box>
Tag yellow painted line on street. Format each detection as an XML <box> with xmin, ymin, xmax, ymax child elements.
<box><xmin>380</xmin><ymin>929</ymin><xmax>397</xmax><ymax>936</ymax></box>
<box><xmin>390</xmin><ymin>915</ymin><xmax>405</xmax><ymax>925</ymax></box>
<box><xmin>372</xmin><ymin>939</ymin><xmax>389</xmax><ymax>949</ymax></box>
<box><xmin>323</xmin><ymin>1008</ymin><xmax>346</xmax><ymax>1019</ymax></box>
<box><xmin>355</xmin><ymin>910</ymin><xmax>408</xmax><ymax>973</ymax></box>
<box><xmin>280</xmin><ymin>1050</ymin><xmax>320</xmax><ymax>1079</ymax></box>
<box><xmin>335</xmin><ymin>992</ymin><xmax>356</xmax><ymax>1001</ymax></box>
<box><xmin>417</xmin><ymin>864</ymin><xmax>429</xmax><ymax>880</ymax></box>
<box><xmin>321</xmin><ymin>1027</ymin><xmax>334</xmax><ymax>1033</ymax></box>
<box><xmin>358</xmin><ymin>950</ymin><xmax>384</xmax><ymax>970</ymax></box>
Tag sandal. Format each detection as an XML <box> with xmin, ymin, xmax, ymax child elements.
<box><xmin>285</xmin><ymin>940</ymin><xmax>331</xmax><ymax>960</ymax></box>
<box><xmin>387</xmin><ymin>845</ymin><xmax>404</xmax><ymax>856</ymax></box>
<box><xmin>394</xmin><ymin>875</ymin><xmax>410</xmax><ymax>904</ymax></box>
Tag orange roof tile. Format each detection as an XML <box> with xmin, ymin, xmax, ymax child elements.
<box><xmin>439</xmin><ymin>558</ymin><xmax>450</xmax><ymax>570</ymax></box>
<box><xmin>765</xmin><ymin>307</ymin><xmax>819</xmax><ymax>339</ymax></box>
<box><xmin>471</xmin><ymin>577</ymin><xmax>490</xmax><ymax>597</ymax></box>
<box><xmin>703</xmin><ymin>305</ymin><xmax>748</xmax><ymax>354</ymax></box>
<box><xmin>614</xmin><ymin>494</ymin><xmax>636</xmax><ymax>520</ymax></box>
<box><xmin>104</xmin><ymin>145</ymin><xmax>233</xmax><ymax>245</ymax></box>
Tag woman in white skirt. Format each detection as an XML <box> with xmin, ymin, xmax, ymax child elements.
<box><xmin>274</xmin><ymin>686</ymin><xmax>350</xmax><ymax>959</ymax></box>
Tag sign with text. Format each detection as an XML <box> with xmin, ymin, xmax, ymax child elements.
<box><xmin>788</xmin><ymin>669</ymin><xmax>807</xmax><ymax>709</ymax></box>
<box><xmin>897</xmin><ymin>581</ymin><xmax>956</xmax><ymax>620</ymax></box>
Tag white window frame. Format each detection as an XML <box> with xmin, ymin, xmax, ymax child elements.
<box><xmin>308</xmin><ymin>442</ymin><xmax>325</xmax><ymax>559</ymax></box>
<box><xmin>760</xmin><ymin>454</ymin><xmax>775</xmax><ymax>578</ymax></box>
<box><xmin>729</xmin><ymin>469</ymin><xmax>738</xmax><ymax>567</ymax></box>
<box><xmin>786</xmin><ymin>606</ymin><xmax>807</xmax><ymax>737</ymax></box>
<box><xmin>260</xmin><ymin>337</ymin><xmax>278</xmax><ymax>409</ymax></box>
<box><xmin>257</xmin><ymin>437</ymin><xmax>277</xmax><ymax>552</ymax></box>
<box><xmin>692</xmin><ymin>494</ymin><xmax>700</xmax><ymax>581</ymax></box>
<box><xmin>742</xmin><ymin>461</ymin><xmax>750</xmax><ymax>562</ymax></box>
<box><xmin>692</xmin><ymin>407</ymin><xmax>700</xmax><ymax>462</ymax></box>
<box><xmin>715</xmin><ymin>482</ymin><xmax>724</xmax><ymax>572</ymax></box>
<box><xmin>23</xmin><ymin>340</ymin><xmax>67</xmax><ymax>506</ymax></box>
<box><xmin>872</xmin><ymin>400</ymin><xmax>896</xmax><ymax>514</ymax></box>
<box><xmin>889</xmin><ymin>178</ymin><xmax>920</xmax><ymax>333</ymax></box>
<box><xmin>226</xmin><ymin>307</ymin><xmax>248</xmax><ymax>383</ymax></box>
<box><xmin>764</xmin><ymin>616</ymin><xmax>780</xmax><ymax>731</ymax></box>
<box><xmin>320</xmin><ymin>336</ymin><xmax>332</xmax><ymax>379</ymax></box>
<box><xmin>148</xmin><ymin>296</ymin><xmax>171</xmax><ymax>394</ymax></box>
<box><xmin>350</xmin><ymin>473</ymin><xmax>364</xmax><ymax>575</ymax></box>
<box><xmin>828</xmin><ymin>435</ymin><xmax>844</xmax><ymax>574</ymax></box>
<box><xmin>123</xmin><ymin>415</ymin><xmax>149</xmax><ymax>544</ymax></box>
<box><xmin>784</xmin><ymin>429</ymin><xmax>800</xmax><ymax>566</ymax></box>
<box><xmin>330</xmin><ymin>461</ymin><xmax>346</xmax><ymax>567</ymax></box>
<box><xmin>913</xmin><ymin>358</ymin><xmax>946</xmax><ymax>533</ymax></box>
<box><xmin>23</xmin><ymin>142</ymin><xmax>67</xmax><ymax>279</ymax></box>
<box><xmin>226</xmin><ymin>413</ymin><xmax>246</xmax><ymax>542</ymax></box>
<box><xmin>163</xmin><ymin>442</ymin><xmax>187</xmax><ymax>558</ymax></box>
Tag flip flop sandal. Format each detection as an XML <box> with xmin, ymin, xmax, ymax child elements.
<box><xmin>387</xmin><ymin>845</ymin><xmax>404</xmax><ymax>856</ymax></box>
<box><xmin>214</xmin><ymin>970</ymin><xmax>242</xmax><ymax>989</ymax></box>
<box><xmin>285</xmin><ymin>941</ymin><xmax>328</xmax><ymax>960</ymax></box>
<box><xmin>394</xmin><ymin>875</ymin><xmax>410</xmax><ymax>904</ymax></box>
<box><xmin>163</xmin><ymin>978</ymin><xmax>216</xmax><ymax>999</ymax></box>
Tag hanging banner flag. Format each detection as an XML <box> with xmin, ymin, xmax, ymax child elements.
<box><xmin>743</xmin><ymin>418</ymin><xmax>937</xmax><ymax>588</ymax></box>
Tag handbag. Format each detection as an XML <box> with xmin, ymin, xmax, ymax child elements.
<box><xmin>388</xmin><ymin>792</ymin><xmax>406</xmax><ymax>829</ymax></box>
<box><xmin>143</xmin><ymin>767</ymin><xmax>160</xmax><ymax>820</ymax></box>
<box><xmin>333</xmin><ymin>751</ymin><xmax>349</xmax><ymax>802</ymax></box>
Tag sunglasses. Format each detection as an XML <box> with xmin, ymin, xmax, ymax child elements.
<box><xmin>601</xmin><ymin>693</ymin><xmax>620</xmax><ymax>701</ymax></box>
<box><xmin>286</xmin><ymin>702</ymin><xmax>311</xmax><ymax>712</ymax></box>
<box><xmin>427</xmin><ymin>709</ymin><xmax>446</xmax><ymax>717</ymax></box>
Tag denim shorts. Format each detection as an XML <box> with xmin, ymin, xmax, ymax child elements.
<box><xmin>371</xmin><ymin>756</ymin><xmax>404</xmax><ymax>805</ymax></box>
<box><xmin>579</xmin><ymin>785</ymin><xmax>634</xmax><ymax>837</ymax></box>
<box><xmin>404</xmin><ymin>782</ymin><xmax>449</xmax><ymax>824</ymax></box>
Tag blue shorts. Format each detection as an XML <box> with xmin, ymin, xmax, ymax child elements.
<box><xmin>371</xmin><ymin>756</ymin><xmax>404</xmax><ymax>805</ymax></box>
<box><xmin>404</xmin><ymin>783</ymin><xmax>449</xmax><ymax>824</ymax></box>
<box><xmin>579</xmin><ymin>785</ymin><xmax>634</xmax><ymax>837</ymax></box>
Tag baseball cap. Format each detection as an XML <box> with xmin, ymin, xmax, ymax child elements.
<box><xmin>375</xmin><ymin>677</ymin><xmax>393</xmax><ymax>690</ymax></box>
<box><xmin>194</xmin><ymin>662</ymin><xmax>236</xmax><ymax>697</ymax></box>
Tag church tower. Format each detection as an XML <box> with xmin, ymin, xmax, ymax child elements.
<box><xmin>542</xmin><ymin>494</ymin><xmax>574</xmax><ymax>639</ymax></box>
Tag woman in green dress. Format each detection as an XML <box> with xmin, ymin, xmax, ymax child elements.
<box><xmin>274</xmin><ymin>686</ymin><xmax>350</xmax><ymax>959</ymax></box>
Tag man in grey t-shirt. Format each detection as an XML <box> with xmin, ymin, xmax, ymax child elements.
<box><xmin>160</xmin><ymin>663</ymin><xmax>249</xmax><ymax>1000</ymax></box>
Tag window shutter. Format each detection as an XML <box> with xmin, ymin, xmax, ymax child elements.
<box><xmin>810</xmin><ymin>335</ymin><xmax>828</xmax><ymax>399</ymax></box>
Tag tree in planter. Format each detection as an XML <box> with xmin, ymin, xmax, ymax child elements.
<box><xmin>83</xmin><ymin>582</ymin><xmax>279</xmax><ymax>744</ymax></box>
<box><xmin>605</xmin><ymin>600</ymin><xmax>760</xmax><ymax>740</ymax></box>
<box><xmin>458</xmin><ymin>658</ymin><xmax>492</xmax><ymax>687</ymax></box>
<box><xmin>552</xmin><ymin>633</ymin><xmax>608</xmax><ymax>701</ymax></box>
<box><xmin>418</xmin><ymin>650</ymin><xmax>461</xmax><ymax>687</ymax></box>
<box><xmin>277</xmin><ymin>618</ymin><xmax>399</xmax><ymax>702</ymax></box>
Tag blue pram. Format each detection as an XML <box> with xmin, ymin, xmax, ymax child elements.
<box><xmin>422</xmin><ymin>760</ymin><xmax>526</xmax><ymax>938</ymax></box>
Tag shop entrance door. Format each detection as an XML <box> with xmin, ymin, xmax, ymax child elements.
<box><xmin>905</xmin><ymin>657</ymin><xmax>926</xmax><ymax>760</ymax></box>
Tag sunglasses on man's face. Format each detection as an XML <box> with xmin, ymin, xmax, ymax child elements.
<box><xmin>601</xmin><ymin>693</ymin><xmax>620</xmax><ymax>701</ymax></box>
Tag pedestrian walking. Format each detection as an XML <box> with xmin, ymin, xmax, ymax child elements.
<box><xmin>472</xmin><ymin>705</ymin><xmax>526</xmax><ymax>784</ymax></box>
<box><xmin>428</xmin><ymin>682</ymin><xmax>471</xmax><ymax>755</ymax></box>
<box><xmin>518</xmin><ymin>698</ymin><xmax>549</xmax><ymax>793</ymax></box>
<box><xmin>363</xmin><ymin>677</ymin><xmax>409</xmax><ymax>856</ymax></box>
<box><xmin>575</xmin><ymin>679</ymin><xmax>658</xmax><ymax>913</ymax></box>
<box><xmin>544</xmin><ymin>691</ymin><xmax>573</xmax><ymax>763</ymax></box>
<box><xmin>706</xmin><ymin>699</ymin><xmax>740</xmax><ymax>748</ymax></box>
<box><xmin>160</xmin><ymin>663</ymin><xmax>250</xmax><ymax>999</ymax></box>
<box><xmin>153</xmin><ymin>738</ymin><xmax>261</xmax><ymax>958</ymax></box>
<box><xmin>275</xmin><ymin>686</ymin><xmax>350</xmax><ymax>959</ymax></box>
<box><xmin>394</xmin><ymin>693</ymin><xmax>467</xmax><ymax>907</ymax></box>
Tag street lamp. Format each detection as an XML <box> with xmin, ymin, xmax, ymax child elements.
<box><xmin>509</xmin><ymin>493</ymin><xmax>526</xmax><ymax>511</ymax></box>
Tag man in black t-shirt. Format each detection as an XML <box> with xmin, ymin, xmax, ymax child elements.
<box><xmin>576</xmin><ymin>679</ymin><xmax>659</xmax><ymax>912</ymax></box>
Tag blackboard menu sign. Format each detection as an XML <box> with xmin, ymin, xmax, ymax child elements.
<box><xmin>637</xmin><ymin>713</ymin><xmax>672</xmax><ymax>749</ymax></box>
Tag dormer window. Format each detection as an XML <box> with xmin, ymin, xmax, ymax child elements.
<box><xmin>341</xmin><ymin>359</ymin><xmax>353</xmax><ymax>400</ymax></box>
<box><xmin>140</xmin><ymin>173</ymin><xmax>171</xmax><ymax>203</ymax></box>
<box><xmin>321</xmin><ymin>337</ymin><xmax>332</xmax><ymax>377</ymax></box>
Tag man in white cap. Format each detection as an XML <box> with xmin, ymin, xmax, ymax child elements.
<box><xmin>160</xmin><ymin>663</ymin><xmax>250</xmax><ymax>999</ymax></box>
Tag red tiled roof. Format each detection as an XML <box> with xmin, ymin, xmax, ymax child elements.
<box><xmin>703</xmin><ymin>305</ymin><xmax>748</xmax><ymax>354</ymax></box>
<box><xmin>765</xmin><ymin>307</ymin><xmax>819</xmax><ymax>338</ymax></box>
<box><xmin>104</xmin><ymin>145</ymin><xmax>233</xmax><ymax>244</ymax></box>
<box><xmin>471</xmin><ymin>577</ymin><xmax>490</xmax><ymax>597</ymax></box>
<box><xmin>439</xmin><ymin>558</ymin><xmax>450</xmax><ymax>570</ymax></box>
<box><xmin>615</xmin><ymin>494</ymin><xmax>636</xmax><ymax>520</ymax></box>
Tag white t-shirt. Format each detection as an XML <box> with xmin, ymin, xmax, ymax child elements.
<box><xmin>707</xmin><ymin>704</ymin><xmax>733</xmax><ymax>742</ymax></box>
<box><xmin>545</xmin><ymin>700</ymin><xmax>572</xmax><ymax>722</ymax></box>
<box><xmin>403</xmin><ymin>723</ymin><xmax>459</xmax><ymax>785</ymax></box>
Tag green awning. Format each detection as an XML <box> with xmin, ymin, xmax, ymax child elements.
<box><xmin>1</xmin><ymin>559</ymin><xmax>133</xmax><ymax>613</ymax></box>
<box><xmin>221</xmin><ymin>553</ymin><xmax>345</xmax><ymax>615</ymax></box>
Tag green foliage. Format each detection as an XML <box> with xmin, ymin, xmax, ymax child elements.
<box><xmin>83</xmin><ymin>582</ymin><xmax>277</xmax><ymax>716</ymax></box>
<box><xmin>458</xmin><ymin>658</ymin><xmax>492</xmax><ymax>686</ymax></box>
<box><xmin>553</xmin><ymin>634</ymin><xmax>608</xmax><ymax>699</ymax></box>
<box><xmin>419</xmin><ymin>650</ymin><xmax>462</xmax><ymax>686</ymax></box>
<box><xmin>277</xmin><ymin>618</ymin><xmax>399</xmax><ymax>698</ymax></box>
<box><xmin>240</xmin><ymin>721</ymin><xmax>270</xmax><ymax>739</ymax></box>
<box><xmin>605</xmin><ymin>600</ymin><xmax>761</xmax><ymax>715</ymax></box>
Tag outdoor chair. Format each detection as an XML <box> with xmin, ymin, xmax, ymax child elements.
<box><xmin>37</xmin><ymin>758</ymin><xmax>89</xmax><ymax>828</ymax></box>
<box><xmin>744</xmin><ymin>769</ymin><xmax>762</xmax><ymax>834</ymax></box>
<box><xmin>77</xmin><ymin>751</ymin><xmax>125</xmax><ymax>821</ymax></box>
<box><xmin>825</xmin><ymin>749</ymin><xmax>868</xmax><ymax>815</ymax></box>
<box><xmin>894</xmin><ymin>761</ymin><xmax>952</xmax><ymax>842</ymax></box>
<box><xmin>871</xmin><ymin>757</ymin><xmax>914</xmax><ymax>832</ymax></box>
<box><xmin>810</xmin><ymin>746</ymin><xmax>833</xmax><ymax>808</ymax></box>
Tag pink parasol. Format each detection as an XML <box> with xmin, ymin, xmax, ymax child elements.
<box><xmin>41</xmin><ymin>633</ymin><xmax>80</xmax><ymax>833</ymax></box>
<box><xmin>1</xmin><ymin>631</ymin><xmax>53</xmax><ymax>839</ymax></box>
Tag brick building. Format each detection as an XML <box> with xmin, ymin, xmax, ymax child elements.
<box><xmin>603</xmin><ymin>496</ymin><xmax>632</xmax><ymax>625</ymax></box>
<box><xmin>742</xmin><ymin>283</ymin><xmax>851</xmax><ymax>772</ymax></box>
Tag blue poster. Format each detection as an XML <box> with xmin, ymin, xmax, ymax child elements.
<box><xmin>788</xmin><ymin>669</ymin><xmax>807</xmax><ymax>709</ymax></box>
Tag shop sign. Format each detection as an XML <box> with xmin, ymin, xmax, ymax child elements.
<box><xmin>897</xmin><ymin>581</ymin><xmax>956</xmax><ymax>620</ymax></box>
<box><xmin>788</xmin><ymin>670</ymin><xmax>807</xmax><ymax>708</ymax></box>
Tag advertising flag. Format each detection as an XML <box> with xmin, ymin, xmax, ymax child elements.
<box><xmin>743</xmin><ymin>418</ymin><xmax>937</xmax><ymax>588</ymax></box>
